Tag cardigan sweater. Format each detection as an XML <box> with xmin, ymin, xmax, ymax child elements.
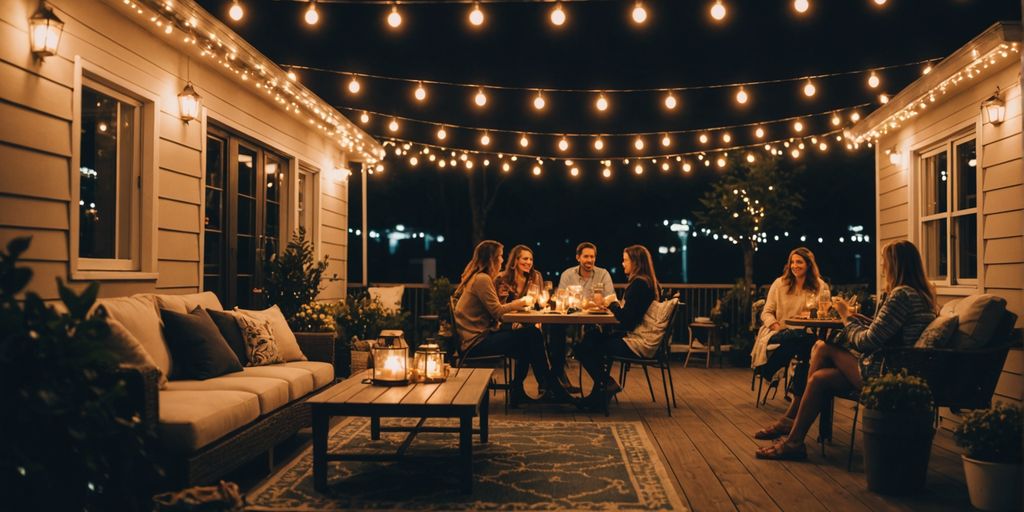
<box><xmin>454</xmin><ymin>273</ymin><xmax>519</xmax><ymax>353</ymax></box>
<box><xmin>750</xmin><ymin>277</ymin><xmax>830</xmax><ymax>367</ymax></box>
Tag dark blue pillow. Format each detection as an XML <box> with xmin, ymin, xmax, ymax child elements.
<box><xmin>161</xmin><ymin>306</ymin><xmax>243</xmax><ymax>380</ymax></box>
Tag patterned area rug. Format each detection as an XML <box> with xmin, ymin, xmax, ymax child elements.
<box><xmin>247</xmin><ymin>418</ymin><xmax>687</xmax><ymax>511</ymax></box>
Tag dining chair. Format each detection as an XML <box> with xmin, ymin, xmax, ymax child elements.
<box><xmin>448</xmin><ymin>296</ymin><xmax>513</xmax><ymax>411</ymax></box>
<box><xmin>608</xmin><ymin>299</ymin><xmax>680</xmax><ymax>416</ymax></box>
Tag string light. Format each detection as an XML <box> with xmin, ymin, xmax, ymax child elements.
<box><xmin>533</xmin><ymin>91</ymin><xmax>546</xmax><ymax>111</ymax></box>
<box><xmin>468</xmin><ymin>2</ymin><xmax>485</xmax><ymax>26</ymax></box>
<box><xmin>360</xmin><ymin>112</ymin><xmax>370</xmax><ymax>124</ymax></box>
<box><xmin>831</xmin><ymin>113</ymin><xmax>841</xmax><ymax>125</ymax></box>
<box><xmin>602</xmin><ymin>167</ymin><xmax>612</xmax><ymax>178</ymax></box>
<box><xmin>850</xmin><ymin>111</ymin><xmax>861</xmax><ymax>122</ymax></box>
<box><xmin>595</xmin><ymin>94</ymin><xmax>609</xmax><ymax>112</ymax></box>
<box><xmin>634</xmin><ymin>164</ymin><xmax>644</xmax><ymax>175</ymax></box>
<box><xmin>228</xmin><ymin>1</ymin><xmax>244</xmax><ymax>21</ymax></box>
<box><xmin>710</xmin><ymin>0</ymin><xmax>727</xmax><ymax>21</ymax></box>
<box><xmin>873</xmin><ymin>0</ymin><xmax>887</xmax><ymax>6</ymax></box>
<box><xmin>803</xmin><ymin>80</ymin><xmax>816</xmax><ymax>97</ymax></box>
<box><xmin>879</xmin><ymin>93</ymin><xmax>889</xmax><ymax>104</ymax></box>
<box><xmin>550</xmin><ymin>2</ymin><xmax>566</xmax><ymax>26</ymax></box>
<box><xmin>682</xmin><ymin>162</ymin><xmax>692</xmax><ymax>173</ymax></box>
<box><xmin>347</xmin><ymin>76</ymin><xmax>361</xmax><ymax>94</ymax></box>
<box><xmin>480</xmin><ymin>133</ymin><xmax>491</xmax><ymax>146</ymax></box>
<box><xmin>570</xmin><ymin>167</ymin><xmax>580</xmax><ymax>177</ymax></box>
<box><xmin>388</xmin><ymin>118</ymin><xmax>399</xmax><ymax>132</ymax></box>
<box><xmin>867</xmin><ymin>71</ymin><xmax>881</xmax><ymax>88</ymax></box>
<box><xmin>755</xmin><ymin>127</ymin><xmax>765</xmax><ymax>138</ymax></box>
<box><xmin>473</xmin><ymin>89</ymin><xmax>488</xmax><ymax>107</ymax></box>
<box><xmin>436</xmin><ymin>127</ymin><xmax>447</xmax><ymax>140</ymax></box>
<box><xmin>746</xmin><ymin>153</ymin><xmax>756</xmax><ymax>163</ymax></box>
<box><xmin>634</xmin><ymin>137</ymin><xmax>645</xmax><ymax>151</ymax></box>
<box><xmin>631</xmin><ymin>1</ymin><xmax>648</xmax><ymax>25</ymax></box>
<box><xmin>922</xmin><ymin>64</ymin><xmax>933</xmax><ymax>75</ymax></box>
<box><xmin>716</xmin><ymin>157</ymin><xmax>727</xmax><ymax>168</ymax></box>
<box><xmin>793</xmin><ymin>120</ymin><xmax>804</xmax><ymax>132</ymax></box>
<box><xmin>532</xmin><ymin>165</ymin><xmax>542</xmax><ymax>176</ymax></box>
<box><xmin>304</xmin><ymin>2</ymin><xmax>319</xmax><ymax>26</ymax></box>
<box><xmin>414</xmin><ymin>82</ymin><xmax>427</xmax><ymax>101</ymax></box>
<box><xmin>594</xmin><ymin>137</ymin><xmax>605</xmax><ymax>151</ymax></box>
<box><xmin>558</xmin><ymin>137</ymin><xmax>570</xmax><ymax>152</ymax></box>
<box><xmin>736</xmin><ymin>87</ymin><xmax>749</xmax><ymax>105</ymax></box>
<box><xmin>664</xmin><ymin>92</ymin><xmax>678</xmax><ymax>110</ymax></box>
<box><xmin>287</xmin><ymin>70</ymin><xmax>297</xmax><ymax>81</ymax></box>
<box><xmin>519</xmin><ymin>134</ymin><xmax>529</xmax><ymax>148</ymax></box>
<box><xmin>722</xmin><ymin>133</ymin><xmax>732</xmax><ymax>143</ymax></box>
<box><xmin>793</xmin><ymin>0</ymin><xmax>810</xmax><ymax>14</ymax></box>
<box><xmin>661</xmin><ymin>134</ymin><xmax>672</xmax><ymax>147</ymax></box>
<box><xmin>699</xmin><ymin>133</ymin><xmax>709</xmax><ymax>144</ymax></box>
<box><xmin>386</xmin><ymin>5</ymin><xmax>402</xmax><ymax>29</ymax></box>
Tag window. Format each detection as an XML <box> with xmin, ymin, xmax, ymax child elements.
<box><xmin>72</xmin><ymin>60</ymin><xmax>156</xmax><ymax>278</ymax></box>
<box><xmin>204</xmin><ymin>126</ymin><xmax>289</xmax><ymax>308</ymax></box>
<box><xmin>919</xmin><ymin>134</ymin><xmax>978</xmax><ymax>286</ymax></box>
<box><xmin>297</xmin><ymin>166</ymin><xmax>318</xmax><ymax>241</ymax></box>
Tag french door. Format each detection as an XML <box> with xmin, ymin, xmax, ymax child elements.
<box><xmin>204</xmin><ymin>126</ymin><xmax>287</xmax><ymax>309</ymax></box>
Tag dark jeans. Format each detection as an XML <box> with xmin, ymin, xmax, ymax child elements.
<box><xmin>574</xmin><ymin>330</ymin><xmax>640</xmax><ymax>394</ymax></box>
<box><xmin>758</xmin><ymin>328</ymin><xmax>816</xmax><ymax>396</ymax></box>
<box><xmin>468</xmin><ymin>326</ymin><xmax>551</xmax><ymax>391</ymax></box>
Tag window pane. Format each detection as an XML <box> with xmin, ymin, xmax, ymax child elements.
<box><xmin>956</xmin><ymin>139</ymin><xmax>977</xmax><ymax>210</ymax></box>
<box><xmin>237</xmin><ymin>235</ymin><xmax>254</xmax><ymax>275</ymax></box>
<box><xmin>238</xmin><ymin>196</ymin><xmax>255</xmax><ymax>236</ymax></box>
<box><xmin>297</xmin><ymin>173</ymin><xmax>307</xmax><ymax>233</ymax></box>
<box><xmin>955</xmin><ymin>214</ymin><xmax>978</xmax><ymax>280</ymax></box>
<box><xmin>205</xmin><ymin>188</ymin><xmax>222</xmax><ymax>230</ymax></box>
<box><xmin>203</xmin><ymin>233</ymin><xmax>221</xmax><ymax>275</ymax></box>
<box><xmin>80</xmin><ymin>86</ymin><xmax>133</xmax><ymax>259</ymax></box>
<box><xmin>206</xmin><ymin>136</ymin><xmax>224</xmax><ymax>188</ymax></box>
<box><xmin>922</xmin><ymin>219</ymin><xmax>948</xmax><ymax>280</ymax></box>
<box><xmin>238</xmin><ymin>147</ymin><xmax>256</xmax><ymax>197</ymax></box>
<box><xmin>265</xmin><ymin>157</ymin><xmax>282</xmax><ymax>203</ymax></box>
<box><xmin>922</xmin><ymin>151</ymin><xmax>948</xmax><ymax>215</ymax></box>
<box><xmin>265</xmin><ymin>202</ymin><xmax>279</xmax><ymax>240</ymax></box>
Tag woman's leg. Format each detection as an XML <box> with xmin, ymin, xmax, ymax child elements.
<box><xmin>513</xmin><ymin>326</ymin><xmax>553</xmax><ymax>388</ymax></box>
<box><xmin>574</xmin><ymin>330</ymin><xmax>606</xmax><ymax>394</ymax></box>
<box><xmin>781</xmin><ymin>345</ymin><xmax>861</xmax><ymax>446</ymax></box>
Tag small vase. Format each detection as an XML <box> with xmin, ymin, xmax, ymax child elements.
<box><xmin>962</xmin><ymin>455</ymin><xmax>1022</xmax><ymax>511</ymax></box>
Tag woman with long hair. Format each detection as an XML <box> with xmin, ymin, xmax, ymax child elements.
<box><xmin>756</xmin><ymin>240</ymin><xmax>937</xmax><ymax>460</ymax></box>
<box><xmin>574</xmin><ymin>245</ymin><xmax>663</xmax><ymax>410</ymax></box>
<box><xmin>495</xmin><ymin>245</ymin><xmax>543</xmax><ymax>304</ymax></box>
<box><xmin>750</xmin><ymin>247</ymin><xmax>830</xmax><ymax>440</ymax></box>
<box><xmin>453</xmin><ymin>240</ymin><xmax>567</xmax><ymax>406</ymax></box>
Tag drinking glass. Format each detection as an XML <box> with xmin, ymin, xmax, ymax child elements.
<box><xmin>804</xmin><ymin>293</ymin><xmax>817</xmax><ymax>317</ymax></box>
<box><xmin>592</xmin><ymin>283</ymin><xmax>606</xmax><ymax>306</ymax></box>
<box><xmin>817</xmin><ymin>289</ymin><xmax>831</xmax><ymax>318</ymax></box>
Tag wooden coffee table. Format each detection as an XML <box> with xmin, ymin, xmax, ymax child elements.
<box><xmin>308</xmin><ymin>368</ymin><xmax>493</xmax><ymax>494</ymax></box>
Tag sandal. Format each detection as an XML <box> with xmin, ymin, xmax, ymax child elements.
<box><xmin>755</xmin><ymin>441</ymin><xmax>807</xmax><ymax>461</ymax></box>
<box><xmin>753</xmin><ymin>420</ymin><xmax>792</xmax><ymax>440</ymax></box>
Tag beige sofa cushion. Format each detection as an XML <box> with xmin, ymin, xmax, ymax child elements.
<box><xmin>158</xmin><ymin>390</ymin><xmax>260</xmax><ymax>452</ymax></box>
<box><xmin>152</xmin><ymin>292</ymin><xmax>224</xmax><ymax>315</ymax></box>
<box><xmin>940</xmin><ymin>294</ymin><xmax>1007</xmax><ymax>349</ymax></box>
<box><xmin>97</xmin><ymin>295</ymin><xmax>171</xmax><ymax>378</ymax></box>
<box><xmin>105</xmin><ymin>317</ymin><xmax>167</xmax><ymax>388</ymax></box>
<box><xmin>281</xmin><ymin>361</ymin><xmax>335</xmax><ymax>389</ymax></box>
<box><xmin>235</xmin><ymin>305</ymin><xmax>307</xmax><ymax>362</ymax></box>
<box><xmin>165</xmin><ymin>374</ymin><xmax>289</xmax><ymax>415</ymax></box>
<box><xmin>224</xmin><ymin>366</ymin><xmax>314</xmax><ymax>400</ymax></box>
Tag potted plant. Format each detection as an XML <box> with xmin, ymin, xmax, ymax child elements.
<box><xmin>292</xmin><ymin>301</ymin><xmax>341</xmax><ymax>373</ymax></box>
<box><xmin>954</xmin><ymin>404</ymin><xmax>1022</xmax><ymax>511</ymax></box>
<box><xmin>335</xmin><ymin>291</ymin><xmax>408</xmax><ymax>376</ymax></box>
<box><xmin>428</xmin><ymin>276</ymin><xmax>455</xmax><ymax>338</ymax></box>
<box><xmin>859</xmin><ymin>370</ymin><xmax>935</xmax><ymax>494</ymax></box>
<box><xmin>262</xmin><ymin>227</ymin><xmax>329</xmax><ymax>323</ymax></box>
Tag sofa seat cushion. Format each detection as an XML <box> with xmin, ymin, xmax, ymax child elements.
<box><xmin>151</xmin><ymin>292</ymin><xmax>224</xmax><ymax>315</ymax></box>
<box><xmin>97</xmin><ymin>295</ymin><xmax>171</xmax><ymax>378</ymax></box>
<box><xmin>158</xmin><ymin>390</ymin><xmax>260</xmax><ymax>453</ymax></box>
<box><xmin>280</xmin><ymin>361</ymin><xmax>334</xmax><ymax>389</ymax></box>
<box><xmin>165</xmin><ymin>375</ymin><xmax>289</xmax><ymax>415</ymax></box>
<box><xmin>222</xmin><ymin>366</ymin><xmax>314</xmax><ymax>400</ymax></box>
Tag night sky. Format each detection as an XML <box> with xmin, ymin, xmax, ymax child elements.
<box><xmin>197</xmin><ymin>0</ymin><xmax>1021</xmax><ymax>285</ymax></box>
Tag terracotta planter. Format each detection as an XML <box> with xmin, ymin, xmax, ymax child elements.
<box><xmin>860</xmin><ymin>408</ymin><xmax>935</xmax><ymax>495</ymax></box>
<box><xmin>962</xmin><ymin>455</ymin><xmax>1022</xmax><ymax>511</ymax></box>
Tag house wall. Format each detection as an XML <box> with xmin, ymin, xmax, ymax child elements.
<box><xmin>0</xmin><ymin>0</ymin><xmax>352</xmax><ymax>302</ymax></box>
<box><xmin>873</xmin><ymin>58</ymin><xmax>1023</xmax><ymax>424</ymax></box>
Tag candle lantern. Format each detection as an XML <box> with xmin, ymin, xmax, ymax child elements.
<box><xmin>413</xmin><ymin>343</ymin><xmax>446</xmax><ymax>383</ymax></box>
<box><xmin>29</xmin><ymin>3</ymin><xmax>64</xmax><ymax>58</ymax></box>
<box><xmin>371</xmin><ymin>330</ymin><xmax>408</xmax><ymax>386</ymax></box>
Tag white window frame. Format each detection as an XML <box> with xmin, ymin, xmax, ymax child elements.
<box><xmin>916</xmin><ymin>131</ymin><xmax>980</xmax><ymax>289</ymax></box>
<box><xmin>296</xmin><ymin>163</ymin><xmax>321</xmax><ymax>250</ymax></box>
<box><xmin>70</xmin><ymin>57</ymin><xmax>158</xmax><ymax>280</ymax></box>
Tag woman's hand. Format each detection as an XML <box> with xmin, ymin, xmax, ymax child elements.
<box><xmin>832</xmin><ymin>296</ymin><xmax>852</xmax><ymax>321</ymax></box>
<box><xmin>509</xmin><ymin>298</ymin><xmax>526</xmax><ymax>309</ymax></box>
<box><xmin>769</xmin><ymin>322</ymin><xmax>782</xmax><ymax>332</ymax></box>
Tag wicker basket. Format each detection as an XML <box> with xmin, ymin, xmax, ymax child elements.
<box><xmin>350</xmin><ymin>350</ymin><xmax>372</xmax><ymax>374</ymax></box>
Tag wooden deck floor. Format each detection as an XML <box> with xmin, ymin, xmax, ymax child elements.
<box><xmin>503</xmin><ymin>363</ymin><xmax>972</xmax><ymax>512</ymax></box>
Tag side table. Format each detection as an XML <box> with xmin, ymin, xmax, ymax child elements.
<box><xmin>685</xmin><ymin>322</ymin><xmax>722</xmax><ymax>369</ymax></box>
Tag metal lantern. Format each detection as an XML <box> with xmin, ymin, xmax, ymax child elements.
<box><xmin>29</xmin><ymin>3</ymin><xmax>63</xmax><ymax>58</ymax></box>
<box><xmin>177</xmin><ymin>82</ymin><xmax>202</xmax><ymax>123</ymax></box>
<box><xmin>371</xmin><ymin>330</ymin><xmax>408</xmax><ymax>386</ymax></box>
<box><xmin>413</xmin><ymin>343</ymin><xmax>446</xmax><ymax>383</ymax></box>
<box><xmin>981</xmin><ymin>88</ymin><xmax>1006</xmax><ymax>126</ymax></box>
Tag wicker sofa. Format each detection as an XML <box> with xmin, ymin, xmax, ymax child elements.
<box><xmin>98</xmin><ymin>292</ymin><xmax>335</xmax><ymax>487</ymax></box>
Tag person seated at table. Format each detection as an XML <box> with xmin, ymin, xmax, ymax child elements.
<box><xmin>756</xmin><ymin>240</ymin><xmax>937</xmax><ymax>460</ymax></box>
<box><xmin>453</xmin><ymin>240</ymin><xmax>570</xmax><ymax>406</ymax></box>
<box><xmin>495</xmin><ymin>244</ymin><xmax>544</xmax><ymax>304</ymax></box>
<box><xmin>750</xmin><ymin>247</ymin><xmax>830</xmax><ymax>440</ymax></box>
<box><xmin>549</xmin><ymin>242</ymin><xmax>617</xmax><ymax>391</ymax></box>
<box><xmin>573</xmin><ymin>244</ymin><xmax>660</xmax><ymax>410</ymax></box>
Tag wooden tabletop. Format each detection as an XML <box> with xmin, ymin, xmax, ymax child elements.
<box><xmin>786</xmin><ymin>317</ymin><xmax>844</xmax><ymax>329</ymax></box>
<box><xmin>308</xmin><ymin>368</ymin><xmax>494</xmax><ymax>417</ymax></box>
<box><xmin>502</xmin><ymin>310</ymin><xmax>620</xmax><ymax>325</ymax></box>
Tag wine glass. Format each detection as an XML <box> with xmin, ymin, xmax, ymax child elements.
<box><xmin>817</xmin><ymin>289</ymin><xmax>831</xmax><ymax>318</ymax></box>
<box><xmin>527</xmin><ymin>283</ymin><xmax>540</xmax><ymax>310</ymax></box>
<box><xmin>804</xmin><ymin>292</ymin><xmax>817</xmax><ymax>317</ymax></box>
<box><xmin>592</xmin><ymin>283</ymin><xmax>606</xmax><ymax>307</ymax></box>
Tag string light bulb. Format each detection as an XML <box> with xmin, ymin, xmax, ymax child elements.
<box><xmin>879</xmin><ymin>93</ymin><xmax>889</xmax><ymax>104</ymax></box>
<box><xmin>359</xmin><ymin>112</ymin><xmax>370</xmax><ymax>124</ymax></box>
<box><xmin>570</xmin><ymin>167</ymin><xmax>580</xmax><ymax>177</ymax></box>
<box><xmin>664</xmin><ymin>92</ymin><xmax>678</xmax><ymax>110</ymax></box>
<box><xmin>414</xmin><ymin>82</ymin><xmax>427</xmax><ymax>101</ymax></box>
<box><xmin>386</xmin><ymin>5</ymin><xmax>402</xmax><ymax>28</ymax></box>
<box><xmin>602</xmin><ymin>167</ymin><xmax>612</xmax><ymax>178</ymax></box>
<box><xmin>716</xmin><ymin>157</ymin><xmax>727</xmax><ymax>168</ymax></box>
<box><xmin>519</xmin><ymin>135</ymin><xmax>529</xmax><ymax>148</ymax></box>
<box><xmin>850</xmin><ymin>112</ymin><xmax>861</xmax><ymax>122</ymax></box>
<box><xmin>533</xmin><ymin>91</ymin><xmax>546</xmax><ymax>111</ymax></box>
<box><xmin>532</xmin><ymin>165</ymin><xmax>542</xmax><ymax>176</ymax></box>
<box><xmin>867</xmin><ymin>72</ymin><xmax>880</xmax><ymax>88</ymax></box>
<box><xmin>388</xmin><ymin>118</ymin><xmax>399</xmax><ymax>132</ymax></box>
<box><xmin>550</xmin><ymin>2</ymin><xmax>566</xmax><ymax>26</ymax></box>
<box><xmin>634</xmin><ymin>164</ymin><xmax>644</xmax><ymax>175</ymax></box>
<box><xmin>661</xmin><ymin>134</ymin><xmax>671</xmax><ymax>147</ymax></box>
<box><xmin>594</xmin><ymin>137</ymin><xmax>605</xmax><ymax>151</ymax></box>
<box><xmin>710</xmin><ymin>1</ymin><xmax>727</xmax><ymax>21</ymax></box>
<box><xmin>595</xmin><ymin>94</ymin><xmax>609</xmax><ymax>112</ymax></box>
<box><xmin>722</xmin><ymin>133</ymin><xmax>732</xmax><ymax>143</ymax></box>
<box><xmin>746</xmin><ymin>153</ymin><xmax>756</xmax><ymax>163</ymax></box>
<box><xmin>468</xmin><ymin>2</ymin><xmax>485</xmax><ymax>26</ymax></box>
<box><xmin>558</xmin><ymin>137</ymin><xmax>570</xmax><ymax>152</ymax></box>
<box><xmin>436</xmin><ymin>127</ymin><xmax>447</xmax><ymax>140</ymax></box>
<box><xmin>347</xmin><ymin>77</ymin><xmax>361</xmax><ymax>94</ymax></box>
<box><xmin>755</xmin><ymin>127</ymin><xmax>765</xmax><ymax>138</ymax></box>
<box><xmin>480</xmin><ymin>133</ymin><xmax>491</xmax><ymax>146</ymax></box>
<box><xmin>831</xmin><ymin>113</ymin><xmax>841</xmax><ymax>126</ymax></box>
<box><xmin>803</xmin><ymin>80</ymin><xmax>816</xmax><ymax>97</ymax></box>
<box><xmin>682</xmin><ymin>162</ymin><xmax>692</xmax><ymax>173</ymax></box>
<box><xmin>631</xmin><ymin>2</ymin><xmax>648</xmax><ymax>24</ymax></box>
<box><xmin>287</xmin><ymin>70</ymin><xmax>297</xmax><ymax>81</ymax></box>
<box><xmin>634</xmin><ymin>137</ymin><xmax>645</xmax><ymax>151</ymax></box>
<box><xmin>922</xmin><ymin>64</ymin><xmax>933</xmax><ymax>75</ymax></box>
<box><xmin>502</xmin><ymin>162</ymin><xmax>510</xmax><ymax>172</ymax></box>
<box><xmin>699</xmin><ymin>133</ymin><xmax>709</xmax><ymax>144</ymax></box>
<box><xmin>229</xmin><ymin>1</ymin><xmax>244</xmax><ymax>21</ymax></box>
<box><xmin>873</xmin><ymin>0</ymin><xmax>887</xmax><ymax>5</ymax></box>
<box><xmin>736</xmin><ymin>87</ymin><xmax>749</xmax><ymax>104</ymax></box>
<box><xmin>304</xmin><ymin>2</ymin><xmax>319</xmax><ymax>25</ymax></box>
<box><xmin>793</xmin><ymin>0</ymin><xmax>809</xmax><ymax>14</ymax></box>
<box><xmin>474</xmin><ymin>89</ymin><xmax>488</xmax><ymax>107</ymax></box>
<box><xmin>793</xmin><ymin>120</ymin><xmax>804</xmax><ymax>132</ymax></box>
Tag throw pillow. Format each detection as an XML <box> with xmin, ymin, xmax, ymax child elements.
<box><xmin>235</xmin><ymin>314</ymin><xmax>285</xmax><ymax>366</ymax></box>
<box><xmin>160</xmin><ymin>306</ymin><xmax>243</xmax><ymax>380</ymax></box>
<box><xmin>622</xmin><ymin>298</ymin><xmax>678</xmax><ymax>359</ymax></box>
<box><xmin>96</xmin><ymin>295</ymin><xmax>172</xmax><ymax>379</ymax></box>
<box><xmin>949</xmin><ymin>294</ymin><xmax>1007</xmax><ymax>349</ymax></box>
<box><xmin>153</xmin><ymin>292</ymin><xmax>224</xmax><ymax>315</ymax></box>
<box><xmin>234</xmin><ymin>305</ymin><xmax>307</xmax><ymax>362</ymax></box>
<box><xmin>207</xmin><ymin>309</ymin><xmax>249</xmax><ymax>366</ymax></box>
<box><xmin>914</xmin><ymin>315</ymin><xmax>959</xmax><ymax>349</ymax></box>
<box><xmin>104</xmin><ymin>317</ymin><xmax>168</xmax><ymax>389</ymax></box>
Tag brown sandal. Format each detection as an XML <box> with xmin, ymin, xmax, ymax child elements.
<box><xmin>753</xmin><ymin>420</ymin><xmax>792</xmax><ymax>440</ymax></box>
<box><xmin>755</xmin><ymin>441</ymin><xmax>807</xmax><ymax>461</ymax></box>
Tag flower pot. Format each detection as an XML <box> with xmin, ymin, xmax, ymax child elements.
<box><xmin>860</xmin><ymin>408</ymin><xmax>935</xmax><ymax>495</ymax></box>
<box><xmin>962</xmin><ymin>455</ymin><xmax>1022</xmax><ymax>511</ymax></box>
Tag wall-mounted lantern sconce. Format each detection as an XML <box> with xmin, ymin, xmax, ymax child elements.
<box><xmin>29</xmin><ymin>2</ymin><xmax>64</xmax><ymax>58</ymax></box>
<box><xmin>981</xmin><ymin>87</ymin><xmax>1006</xmax><ymax>126</ymax></box>
<box><xmin>177</xmin><ymin>82</ymin><xmax>201</xmax><ymax>123</ymax></box>
<box><xmin>887</xmin><ymin>148</ymin><xmax>900</xmax><ymax>166</ymax></box>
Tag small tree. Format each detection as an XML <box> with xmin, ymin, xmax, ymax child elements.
<box><xmin>694</xmin><ymin>156</ymin><xmax>804</xmax><ymax>286</ymax></box>
<box><xmin>263</xmin><ymin>228</ymin><xmax>329</xmax><ymax>324</ymax></box>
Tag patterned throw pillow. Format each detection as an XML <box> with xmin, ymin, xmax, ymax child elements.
<box><xmin>914</xmin><ymin>315</ymin><xmax>959</xmax><ymax>349</ymax></box>
<box><xmin>235</xmin><ymin>314</ymin><xmax>284</xmax><ymax>366</ymax></box>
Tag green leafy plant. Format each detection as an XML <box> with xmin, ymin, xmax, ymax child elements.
<box><xmin>428</xmin><ymin>276</ymin><xmax>455</xmax><ymax>318</ymax></box>
<box><xmin>335</xmin><ymin>291</ymin><xmax>408</xmax><ymax>349</ymax></box>
<box><xmin>0</xmin><ymin>237</ymin><xmax>153</xmax><ymax>509</ymax></box>
<box><xmin>263</xmin><ymin>228</ymin><xmax>330</xmax><ymax>328</ymax></box>
<box><xmin>860</xmin><ymin>370</ymin><xmax>933</xmax><ymax>413</ymax></box>
<box><xmin>954</xmin><ymin>404</ymin><xmax>1022</xmax><ymax>464</ymax></box>
<box><xmin>292</xmin><ymin>302</ymin><xmax>339</xmax><ymax>333</ymax></box>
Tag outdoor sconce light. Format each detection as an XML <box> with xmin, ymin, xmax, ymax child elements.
<box><xmin>888</xmin><ymin>149</ymin><xmax>901</xmax><ymax>165</ymax></box>
<box><xmin>177</xmin><ymin>82</ymin><xmax>202</xmax><ymax>123</ymax></box>
<box><xmin>981</xmin><ymin>87</ymin><xmax>1006</xmax><ymax>125</ymax></box>
<box><xmin>412</xmin><ymin>343</ymin><xmax>446</xmax><ymax>383</ymax></box>
<box><xmin>29</xmin><ymin>2</ymin><xmax>64</xmax><ymax>58</ymax></box>
<box><xmin>371</xmin><ymin>330</ymin><xmax>408</xmax><ymax>386</ymax></box>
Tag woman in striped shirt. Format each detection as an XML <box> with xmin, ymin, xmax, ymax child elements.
<box><xmin>756</xmin><ymin>240</ymin><xmax>937</xmax><ymax>461</ymax></box>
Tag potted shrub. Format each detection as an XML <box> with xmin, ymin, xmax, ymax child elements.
<box><xmin>954</xmin><ymin>404</ymin><xmax>1022</xmax><ymax>511</ymax></box>
<box><xmin>291</xmin><ymin>301</ymin><xmax>341</xmax><ymax>374</ymax></box>
<box><xmin>262</xmin><ymin>227</ymin><xmax>329</xmax><ymax>322</ymax></box>
<box><xmin>859</xmin><ymin>371</ymin><xmax>935</xmax><ymax>494</ymax></box>
<box><xmin>335</xmin><ymin>291</ymin><xmax>407</xmax><ymax>376</ymax></box>
<box><xmin>428</xmin><ymin>276</ymin><xmax>455</xmax><ymax>338</ymax></box>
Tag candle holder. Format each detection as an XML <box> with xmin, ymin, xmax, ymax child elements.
<box><xmin>413</xmin><ymin>343</ymin><xmax>447</xmax><ymax>383</ymax></box>
<box><xmin>371</xmin><ymin>330</ymin><xmax>409</xmax><ymax>386</ymax></box>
